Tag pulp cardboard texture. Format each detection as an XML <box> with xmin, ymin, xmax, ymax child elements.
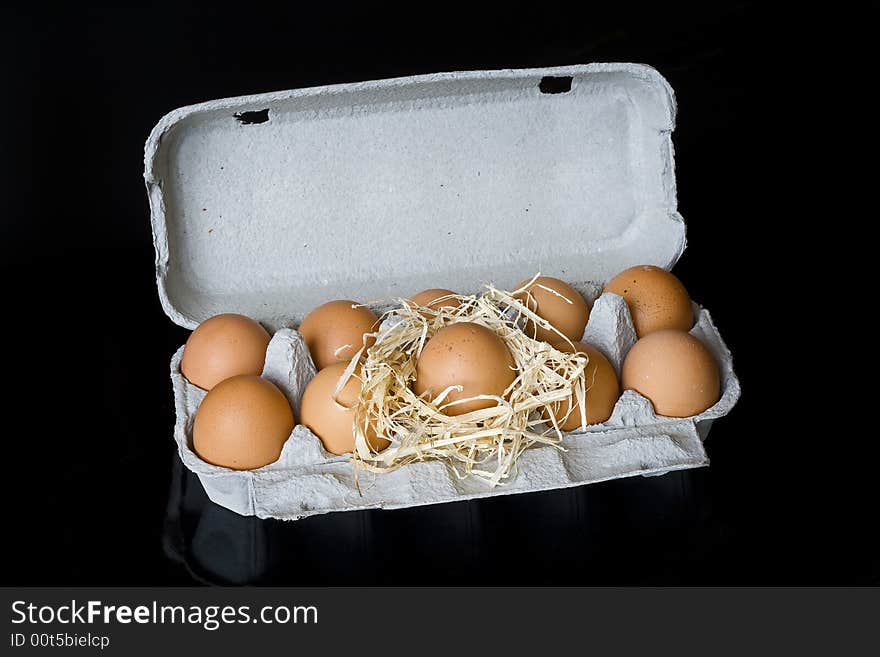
<box><xmin>147</xmin><ymin>63</ymin><xmax>741</xmax><ymax>519</ymax></box>
<box><xmin>146</xmin><ymin>63</ymin><xmax>684</xmax><ymax>330</ymax></box>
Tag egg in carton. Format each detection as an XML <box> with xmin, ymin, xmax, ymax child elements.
<box><xmin>169</xmin><ymin>285</ymin><xmax>739</xmax><ymax>520</ymax></box>
<box><xmin>148</xmin><ymin>63</ymin><xmax>741</xmax><ymax>519</ymax></box>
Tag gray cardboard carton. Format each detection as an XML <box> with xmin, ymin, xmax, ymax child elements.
<box><xmin>146</xmin><ymin>63</ymin><xmax>740</xmax><ymax>519</ymax></box>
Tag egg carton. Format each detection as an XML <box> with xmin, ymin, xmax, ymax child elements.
<box><xmin>169</xmin><ymin>288</ymin><xmax>740</xmax><ymax>520</ymax></box>
<box><xmin>147</xmin><ymin>63</ymin><xmax>741</xmax><ymax>519</ymax></box>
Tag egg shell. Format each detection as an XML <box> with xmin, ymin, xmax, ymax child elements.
<box><xmin>408</xmin><ymin>288</ymin><xmax>461</xmax><ymax>311</ymax></box>
<box><xmin>298</xmin><ymin>300</ymin><xmax>379</xmax><ymax>370</ymax></box>
<box><xmin>180</xmin><ymin>313</ymin><xmax>271</xmax><ymax>390</ymax></box>
<box><xmin>514</xmin><ymin>276</ymin><xmax>590</xmax><ymax>346</ymax></box>
<box><xmin>604</xmin><ymin>265</ymin><xmax>693</xmax><ymax>337</ymax></box>
<box><xmin>299</xmin><ymin>362</ymin><xmax>389</xmax><ymax>455</ymax></box>
<box><xmin>545</xmin><ymin>342</ymin><xmax>620</xmax><ymax>430</ymax></box>
<box><xmin>621</xmin><ymin>329</ymin><xmax>720</xmax><ymax>418</ymax></box>
<box><xmin>193</xmin><ymin>375</ymin><xmax>295</xmax><ymax>470</ymax></box>
<box><xmin>413</xmin><ymin>322</ymin><xmax>516</xmax><ymax>416</ymax></box>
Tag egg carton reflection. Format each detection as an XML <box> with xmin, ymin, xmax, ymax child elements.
<box><xmin>170</xmin><ymin>287</ymin><xmax>740</xmax><ymax>520</ymax></box>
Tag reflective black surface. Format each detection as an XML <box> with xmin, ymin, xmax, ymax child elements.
<box><xmin>3</xmin><ymin>2</ymin><xmax>872</xmax><ymax>585</ymax></box>
<box><xmin>164</xmin><ymin>457</ymin><xmax>721</xmax><ymax>586</ymax></box>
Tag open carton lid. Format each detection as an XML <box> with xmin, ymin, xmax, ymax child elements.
<box><xmin>145</xmin><ymin>63</ymin><xmax>685</xmax><ymax>330</ymax></box>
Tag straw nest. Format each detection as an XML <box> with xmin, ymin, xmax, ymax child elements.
<box><xmin>337</xmin><ymin>276</ymin><xmax>590</xmax><ymax>487</ymax></box>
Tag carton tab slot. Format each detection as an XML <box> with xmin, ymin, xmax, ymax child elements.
<box><xmin>234</xmin><ymin>109</ymin><xmax>270</xmax><ymax>125</ymax></box>
<box><xmin>539</xmin><ymin>76</ymin><xmax>572</xmax><ymax>94</ymax></box>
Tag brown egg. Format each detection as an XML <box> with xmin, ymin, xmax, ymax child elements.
<box><xmin>299</xmin><ymin>363</ymin><xmax>389</xmax><ymax>455</ymax></box>
<box><xmin>604</xmin><ymin>265</ymin><xmax>693</xmax><ymax>337</ymax></box>
<box><xmin>193</xmin><ymin>375</ymin><xmax>294</xmax><ymax>470</ymax></box>
<box><xmin>181</xmin><ymin>313</ymin><xmax>271</xmax><ymax>390</ymax></box>
<box><xmin>621</xmin><ymin>329</ymin><xmax>720</xmax><ymax>418</ymax></box>
<box><xmin>514</xmin><ymin>276</ymin><xmax>590</xmax><ymax>346</ymax></box>
<box><xmin>545</xmin><ymin>342</ymin><xmax>620</xmax><ymax>430</ymax></box>
<box><xmin>413</xmin><ymin>322</ymin><xmax>516</xmax><ymax>416</ymax></box>
<box><xmin>408</xmin><ymin>288</ymin><xmax>461</xmax><ymax>311</ymax></box>
<box><xmin>299</xmin><ymin>300</ymin><xmax>379</xmax><ymax>370</ymax></box>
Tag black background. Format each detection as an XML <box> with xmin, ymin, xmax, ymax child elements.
<box><xmin>2</xmin><ymin>2</ymin><xmax>870</xmax><ymax>585</ymax></box>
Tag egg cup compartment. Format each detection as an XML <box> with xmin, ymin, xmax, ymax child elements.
<box><xmin>169</xmin><ymin>284</ymin><xmax>739</xmax><ymax>520</ymax></box>
<box><xmin>567</xmin><ymin>284</ymin><xmax>740</xmax><ymax>438</ymax></box>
